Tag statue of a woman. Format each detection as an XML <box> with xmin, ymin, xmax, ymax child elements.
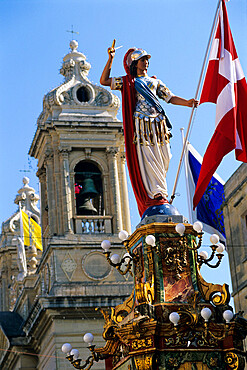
<box><xmin>100</xmin><ymin>46</ymin><xmax>198</xmax><ymax>216</ymax></box>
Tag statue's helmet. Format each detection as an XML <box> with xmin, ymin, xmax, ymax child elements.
<box><xmin>130</xmin><ymin>49</ymin><xmax>151</xmax><ymax>64</ymax></box>
<box><xmin>124</xmin><ymin>48</ymin><xmax>151</xmax><ymax>74</ymax></box>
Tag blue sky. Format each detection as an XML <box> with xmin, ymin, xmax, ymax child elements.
<box><xmin>1</xmin><ymin>0</ymin><xmax>247</xmax><ymax>292</ymax></box>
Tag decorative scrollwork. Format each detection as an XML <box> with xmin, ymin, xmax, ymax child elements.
<box><xmin>159</xmin><ymin>237</ymin><xmax>188</xmax><ymax>280</ymax></box>
<box><xmin>131</xmin><ymin>337</ymin><xmax>153</xmax><ymax>350</ymax></box>
<box><xmin>197</xmin><ymin>272</ymin><xmax>230</xmax><ymax>306</ymax></box>
<box><xmin>60</xmin><ymin>59</ymin><xmax>75</xmax><ymax>80</ymax></box>
<box><xmin>164</xmin><ymin>337</ymin><xmax>174</xmax><ymax>346</ymax></box>
<box><xmin>224</xmin><ymin>352</ymin><xmax>240</xmax><ymax>370</ymax></box>
<box><xmin>134</xmin><ymin>354</ymin><xmax>153</xmax><ymax>370</ymax></box>
<box><xmin>111</xmin><ymin>289</ymin><xmax>135</xmax><ymax>324</ymax></box>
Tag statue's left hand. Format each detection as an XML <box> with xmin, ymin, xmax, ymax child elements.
<box><xmin>188</xmin><ymin>98</ymin><xmax>199</xmax><ymax>108</ymax></box>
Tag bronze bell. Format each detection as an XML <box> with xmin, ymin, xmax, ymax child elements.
<box><xmin>79</xmin><ymin>198</ymin><xmax>97</xmax><ymax>215</ymax></box>
<box><xmin>78</xmin><ymin>177</ymin><xmax>98</xmax><ymax>215</ymax></box>
<box><xmin>79</xmin><ymin>178</ymin><xmax>98</xmax><ymax>198</ymax></box>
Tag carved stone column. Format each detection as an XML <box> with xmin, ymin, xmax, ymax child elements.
<box><xmin>37</xmin><ymin>167</ymin><xmax>48</xmax><ymax>240</ymax></box>
<box><xmin>102</xmin><ymin>172</ymin><xmax>110</xmax><ymax>216</ymax></box>
<box><xmin>106</xmin><ymin>147</ymin><xmax>123</xmax><ymax>233</ymax></box>
<box><xmin>70</xmin><ymin>171</ymin><xmax>76</xmax><ymax>218</ymax></box>
<box><xmin>44</xmin><ymin>152</ymin><xmax>56</xmax><ymax>236</ymax></box>
<box><xmin>53</xmin><ymin>147</ymin><xmax>64</xmax><ymax>235</ymax></box>
<box><xmin>59</xmin><ymin>148</ymin><xmax>73</xmax><ymax>234</ymax></box>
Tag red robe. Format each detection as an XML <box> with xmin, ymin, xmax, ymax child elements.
<box><xmin>121</xmin><ymin>74</ymin><xmax>168</xmax><ymax>216</ymax></box>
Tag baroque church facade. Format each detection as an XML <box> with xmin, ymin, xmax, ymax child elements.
<box><xmin>0</xmin><ymin>40</ymin><xmax>132</xmax><ymax>369</ymax></box>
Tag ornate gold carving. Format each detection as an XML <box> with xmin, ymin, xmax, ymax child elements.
<box><xmin>133</xmin><ymin>246</ymin><xmax>143</xmax><ymax>282</ymax></box>
<box><xmin>132</xmin><ymin>337</ymin><xmax>153</xmax><ymax>350</ymax></box>
<box><xmin>135</xmin><ymin>278</ymin><xmax>155</xmax><ymax>305</ymax></box>
<box><xmin>209</xmin><ymin>356</ymin><xmax>219</xmax><ymax>367</ymax></box>
<box><xmin>145</xmin><ymin>244</ymin><xmax>155</xmax><ymax>303</ymax></box>
<box><xmin>134</xmin><ymin>354</ymin><xmax>153</xmax><ymax>370</ymax></box>
<box><xmin>133</xmin><ymin>240</ymin><xmax>156</xmax><ymax>305</ymax></box>
<box><xmin>131</xmin><ymin>311</ymin><xmax>151</xmax><ymax>338</ymax></box>
<box><xmin>112</xmin><ymin>289</ymin><xmax>135</xmax><ymax>323</ymax></box>
<box><xmin>225</xmin><ymin>352</ymin><xmax>239</xmax><ymax>369</ymax></box>
<box><xmin>177</xmin><ymin>291</ymin><xmax>200</xmax><ymax>326</ymax></box>
<box><xmin>135</xmin><ymin>282</ymin><xmax>146</xmax><ymax>304</ymax></box>
<box><xmin>159</xmin><ymin>237</ymin><xmax>188</xmax><ymax>279</ymax></box>
<box><xmin>113</xmin><ymin>77</ymin><xmax>123</xmax><ymax>90</ymax></box>
<box><xmin>167</xmin><ymin>356</ymin><xmax>180</xmax><ymax>368</ymax></box>
<box><xmin>146</xmin><ymin>244</ymin><xmax>154</xmax><ymax>281</ymax></box>
<box><xmin>197</xmin><ymin>271</ymin><xmax>230</xmax><ymax>305</ymax></box>
<box><xmin>128</xmin><ymin>223</ymin><xmax>195</xmax><ymax>250</ymax></box>
<box><xmin>143</xmin><ymin>275</ymin><xmax>155</xmax><ymax>304</ymax></box>
<box><xmin>96</xmin><ymin>308</ymin><xmax>119</xmax><ymax>343</ymax></box>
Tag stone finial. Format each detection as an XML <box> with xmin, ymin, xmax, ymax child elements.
<box><xmin>70</xmin><ymin>40</ymin><xmax>78</xmax><ymax>52</ymax></box>
<box><xmin>60</xmin><ymin>40</ymin><xmax>91</xmax><ymax>81</ymax></box>
<box><xmin>14</xmin><ymin>178</ymin><xmax>40</xmax><ymax>221</ymax></box>
<box><xmin>23</xmin><ymin>177</ymin><xmax>30</xmax><ymax>186</ymax></box>
<box><xmin>35</xmin><ymin>40</ymin><xmax>120</xmax><ymax>126</ymax></box>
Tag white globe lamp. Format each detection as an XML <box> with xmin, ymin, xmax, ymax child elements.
<box><xmin>61</xmin><ymin>343</ymin><xmax>72</xmax><ymax>355</ymax></box>
<box><xmin>110</xmin><ymin>254</ymin><xmax>121</xmax><ymax>264</ymax></box>
<box><xmin>70</xmin><ymin>349</ymin><xmax>80</xmax><ymax>360</ymax></box>
<box><xmin>210</xmin><ymin>234</ymin><xmax>220</xmax><ymax>245</ymax></box>
<box><xmin>83</xmin><ymin>333</ymin><xmax>94</xmax><ymax>346</ymax></box>
<box><xmin>118</xmin><ymin>230</ymin><xmax>129</xmax><ymax>241</ymax></box>
<box><xmin>169</xmin><ymin>312</ymin><xmax>180</xmax><ymax>326</ymax></box>
<box><xmin>199</xmin><ymin>251</ymin><xmax>208</xmax><ymax>260</ymax></box>
<box><xmin>216</xmin><ymin>243</ymin><xmax>225</xmax><ymax>253</ymax></box>
<box><xmin>223</xmin><ymin>310</ymin><xmax>233</xmax><ymax>323</ymax></box>
<box><xmin>193</xmin><ymin>221</ymin><xmax>203</xmax><ymax>233</ymax></box>
<box><xmin>146</xmin><ymin>235</ymin><xmax>156</xmax><ymax>246</ymax></box>
<box><xmin>201</xmin><ymin>307</ymin><xmax>212</xmax><ymax>322</ymax></box>
<box><xmin>175</xmin><ymin>223</ymin><xmax>185</xmax><ymax>236</ymax></box>
<box><xmin>101</xmin><ymin>240</ymin><xmax>111</xmax><ymax>252</ymax></box>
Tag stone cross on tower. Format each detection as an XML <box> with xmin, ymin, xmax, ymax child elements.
<box><xmin>66</xmin><ymin>25</ymin><xmax>79</xmax><ymax>40</ymax></box>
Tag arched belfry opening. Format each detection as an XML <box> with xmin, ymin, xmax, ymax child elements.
<box><xmin>74</xmin><ymin>161</ymin><xmax>104</xmax><ymax>216</ymax></box>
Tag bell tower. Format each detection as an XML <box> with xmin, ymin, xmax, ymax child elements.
<box><xmin>30</xmin><ymin>40</ymin><xmax>131</xmax><ymax>244</ymax></box>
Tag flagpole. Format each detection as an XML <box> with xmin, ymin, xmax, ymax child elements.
<box><xmin>170</xmin><ymin>0</ymin><xmax>222</xmax><ymax>204</ymax></box>
<box><xmin>180</xmin><ymin>128</ymin><xmax>193</xmax><ymax>223</ymax></box>
<box><xmin>18</xmin><ymin>202</ymin><xmax>27</xmax><ymax>279</ymax></box>
<box><xmin>19</xmin><ymin>202</ymin><xmax>24</xmax><ymax>244</ymax></box>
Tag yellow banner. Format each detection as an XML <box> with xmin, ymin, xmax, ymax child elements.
<box><xmin>21</xmin><ymin>210</ymin><xmax>43</xmax><ymax>251</ymax></box>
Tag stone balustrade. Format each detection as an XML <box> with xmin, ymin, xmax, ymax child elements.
<box><xmin>74</xmin><ymin>215</ymin><xmax>112</xmax><ymax>234</ymax></box>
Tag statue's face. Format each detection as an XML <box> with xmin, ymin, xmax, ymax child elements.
<box><xmin>136</xmin><ymin>56</ymin><xmax>149</xmax><ymax>72</ymax></box>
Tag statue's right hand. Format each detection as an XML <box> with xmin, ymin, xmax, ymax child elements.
<box><xmin>108</xmin><ymin>47</ymin><xmax>115</xmax><ymax>58</ymax></box>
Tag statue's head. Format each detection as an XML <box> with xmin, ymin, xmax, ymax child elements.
<box><xmin>124</xmin><ymin>48</ymin><xmax>151</xmax><ymax>76</ymax></box>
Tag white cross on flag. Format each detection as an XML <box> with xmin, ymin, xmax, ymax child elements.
<box><xmin>193</xmin><ymin>0</ymin><xmax>247</xmax><ymax>209</ymax></box>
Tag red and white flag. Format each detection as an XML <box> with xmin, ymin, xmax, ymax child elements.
<box><xmin>193</xmin><ymin>0</ymin><xmax>247</xmax><ymax>209</ymax></box>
